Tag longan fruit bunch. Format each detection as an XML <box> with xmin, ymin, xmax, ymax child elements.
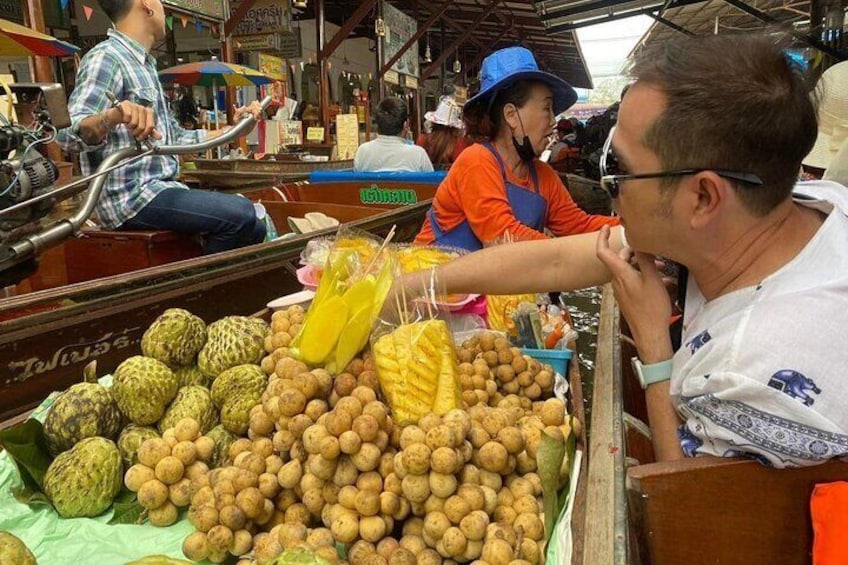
<box><xmin>260</xmin><ymin>305</ymin><xmax>306</xmax><ymax>373</ymax></box>
<box><xmin>123</xmin><ymin>418</ymin><xmax>214</xmax><ymax>527</ymax></box>
<box><xmin>329</xmin><ymin>352</ymin><xmax>381</xmax><ymax>408</ymax></box>
<box><xmin>182</xmin><ymin>436</ymin><xmax>280</xmax><ymax>563</ymax></box>
<box><xmin>347</xmin><ymin>537</ymin><xmax>417</xmax><ymax>565</ymax></box>
<box><xmin>458</xmin><ymin>359</ymin><xmax>498</xmax><ymax>407</ymax></box>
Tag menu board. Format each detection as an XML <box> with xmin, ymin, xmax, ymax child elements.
<box><xmin>163</xmin><ymin>0</ymin><xmax>224</xmax><ymax>20</ymax></box>
<box><xmin>335</xmin><ymin>114</ymin><xmax>359</xmax><ymax>160</ymax></box>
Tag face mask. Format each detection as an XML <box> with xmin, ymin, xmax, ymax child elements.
<box><xmin>512</xmin><ymin>111</ymin><xmax>537</xmax><ymax>162</ymax></box>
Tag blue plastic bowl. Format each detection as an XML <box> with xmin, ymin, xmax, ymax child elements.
<box><xmin>521</xmin><ymin>347</ymin><xmax>573</xmax><ymax>377</ymax></box>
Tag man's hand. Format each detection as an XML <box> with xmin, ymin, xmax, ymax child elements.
<box><xmin>234</xmin><ymin>100</ymin><xmax>264</xmax><ymax>122</ymax></box>
<box><xmin>105</xmin><ymin>101</ymin><xmax>162</xmax><ymax>141</ymax></box>
<box><xmin>596</xmin><ymin>225</ymin><xmax>673</xmax><ymax>363</ymax></box>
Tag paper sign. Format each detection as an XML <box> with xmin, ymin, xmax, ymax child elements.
<box><xmin>384</xmin><ymin>70</ymin><xmax>399</xmax><ymax>85</ymax></box>
<box><xmin>279</xmin><ymin>120</ymin><xmax>303</xmax><ymax>146</ymax></box>
<box><xmin>307</xmin><ymin>127</ymin><xmax>325</xmax><ymax>142</ymax></box>
<box><xmin>335</xmin><ymin>114</ymin><xmax>359</xmax><ymax>160</ymax></box>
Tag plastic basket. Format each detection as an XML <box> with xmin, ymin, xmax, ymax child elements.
<box><xmin>521</xmin><ymin>347</ymin><xmax>573</xmax><ymax>378</ymax></box>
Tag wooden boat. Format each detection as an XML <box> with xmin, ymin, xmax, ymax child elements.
<box><xmin>0</xmin><ymin>200</ymin><xmax>430</xmax><ymax>421</ymax></box>
<box><xmin>182</xmin><ymin>157</ymin><xmax>355</xmax><ymax>187</ymax></box>
<box><xmin>580</xmin><ymin>286</ymin><xmax>848</xmax><ymax>564</ymax></box>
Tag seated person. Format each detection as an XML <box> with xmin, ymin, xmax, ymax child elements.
<box><xmin>801</xmin><ymin>60</ymin><xmax>848</xmax><ymax>185</ymax></box>
<box><xmin>354</xmin><ymin>97</ymin><xmax>433</xmax><ymax>173</ymax></box>
<box><xmin>405</xmin><ymin>35</ymin><xmax>848</xmax><ymax>468</ymax></box>
<box><xmin>416</xmin><ymin>96</ymin><xmax>469</xmax><ymax>167</ymax></box>
<box><xmin>58</xmin><ymin>0</ymin><xmax>266</xmax><ymax>255</ymax></box>
<box><xmin>415</xmin><ymin>46</ymin><xmax>618</xmax><ymax>251</ymax></box>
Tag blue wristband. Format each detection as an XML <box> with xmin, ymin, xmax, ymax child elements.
<box><xmin>631</xmin><ymin>357</ymin><xmax>673</xmax><ymax>389</ymax></box>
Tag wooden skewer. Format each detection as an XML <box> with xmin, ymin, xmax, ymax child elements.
<box><xmin>362</xmin><ymin>224</ymin><xmax>397</xmax><ymax>277</ymax></box>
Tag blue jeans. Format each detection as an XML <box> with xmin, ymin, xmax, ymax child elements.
<box><xmin>120</xmin><ymin>188</ymin><xmax>266</xmax><ymax>255</ymax></box>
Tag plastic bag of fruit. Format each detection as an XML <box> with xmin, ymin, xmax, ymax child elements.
<box><xmin>289</xmin><ymin>227</ymin><xmax>396</xmax><ymax>375</ymax></box>
<box><xmin>370</xmin><ymin>269</ymin><xmax>462</xmax><ymax>424</ymax></box>
<box><xmin>482</xmin><ymin>232</ymin><xmax>537</xmax><ymax>334</ymax></box>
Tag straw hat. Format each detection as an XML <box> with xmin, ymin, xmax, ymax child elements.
<box><xmin>287</xmin><ymin>212</ymin><xmax>340</xmax><ymax>234</ymax></box>
<box><xmin>803</xmin><ymin>61</ymin><xmax>848</xmax><ymax>170</ymax></box>
<box><xmin>425</xmin><ymin>97</ymin><xmax>464</xmax><ymax>129</ymax></box>
<box><xmin>465</xmin><ymin>46</ymin><xmax>577</xmax><ymax>116</ymax></box>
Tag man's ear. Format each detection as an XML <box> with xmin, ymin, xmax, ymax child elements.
<box><xmin>688</xmin><ymin>172</ymin><xmax>726</xmax><ymax>229</ymax></box>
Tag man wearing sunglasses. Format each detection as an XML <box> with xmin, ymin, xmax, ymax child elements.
<box><xmin>404</xmin><ymin>34</ymin><xmax>848</xmax><ymax>468</ymax></box>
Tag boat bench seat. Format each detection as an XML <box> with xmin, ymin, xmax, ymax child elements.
<box><xmin>64</xmin><ymin>228</ymin><xmax>202</xmax><ymax>284</ymax></box>
<box><xmin>626</xmin><ymin>454</ymin><xmax>848</xmax><ymax>565</ymax></box>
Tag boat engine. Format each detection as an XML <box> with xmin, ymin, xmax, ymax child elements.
<box><xmin>0</xmin><ymin>83</ymin><xmax>69</xmax><ymax>285</ymax></box>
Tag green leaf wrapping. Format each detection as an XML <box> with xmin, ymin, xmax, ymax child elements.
<box><xmin>109</xmin><ymin>489</ymin><xmax>147</xmax><ymax>525</ymax></box>
<box><xmin>0</xmin><ymin>419</ymin><xmax>53</xmax><ymax>500</ymax></box>
<box><xmin>537</xmin><ymin>432</ymin><xmax>566</xmax><ymax>541</ymax></box>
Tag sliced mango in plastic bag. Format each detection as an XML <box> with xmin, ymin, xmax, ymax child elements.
<box><xmin>294</xmin><ymin>294</ymin><xmax>350</xmax><ymax>365</ymax></box>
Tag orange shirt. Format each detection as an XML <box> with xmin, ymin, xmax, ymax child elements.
<box><xmin>415</xmin><ymin>142</ymin><xmax>619</xmax><ymax>245</ymax></box>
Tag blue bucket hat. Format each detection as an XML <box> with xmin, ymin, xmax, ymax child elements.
<box><xmin>466</xmin><ymin>46</ymin><xmax>577</xmax><ymax>116</ymax></box>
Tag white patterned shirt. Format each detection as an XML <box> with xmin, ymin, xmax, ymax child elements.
<box><xmin>671</xmin><ymin>180</ymin><xmax>848</xmax><ymax>468</ymax></box>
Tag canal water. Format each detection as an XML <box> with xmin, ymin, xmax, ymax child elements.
<box><xmin>561</xmin><ymin>286</ymin><xmax>603</xmax><ymax>434</ymax></box>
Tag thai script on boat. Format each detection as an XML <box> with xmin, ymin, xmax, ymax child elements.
<box><xmin>359</xmin><ymin>185</ymin><xmax>418</xmax><ymax>205</ymax></box>
<box><xmin>5</xmin><ymin>327</ymin><xmax>140</xmax><ymax>385</ymax></box>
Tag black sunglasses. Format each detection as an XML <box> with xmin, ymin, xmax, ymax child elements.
<box><xmin>599</xmin><ymin>126</ymin><xmax>764</xmax><ymax>198</ymax></box>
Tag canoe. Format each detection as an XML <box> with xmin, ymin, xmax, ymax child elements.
<box><xmin>0</xmin><ymin>200</ymin><xmax>430</xmax><ymax>421</ymax></box>
<box><xmin>583</xmin><ymin>286</ymin><xmax>848</xmax><ymax>564</ymax></box>
<box><xmin>182</xmin><ymin>157</ymin><xmax>356</xmax><ymax>188</ymax></box>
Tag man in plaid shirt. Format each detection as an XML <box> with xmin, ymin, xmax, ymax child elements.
<box><xmin>58</xmin><ymin>0</ymin><xmax>266</xmax><ymax>254</ymax></box>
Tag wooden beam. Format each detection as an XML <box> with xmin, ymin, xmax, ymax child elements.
<box><xmin>24</xmin><ymin>0</ymin><xmax>62</xmax><ymax>163</ymax></box>
<box><xmin>420</xmin><ymin>0</ymin><xmax>496</xmax><ymax>81</ymax></box>
<box><xmin>224</xmin><ymin>0</ymin><xmax>260</xmax><ymax>37</ymax></box>
<box><xmin>379</xmin><ymin>0</ymin><xmax>450</xmax><ymax>77</ymax></box>
<box><xmin>318</xmin><ymin>0</ymin><xmax>378</xmax><ymax>61</ymax></box>
<box><xmin>316</xmin><ymin>0</ymin><xmax>330</xmax><ymax>142</ymax></box>
<box><xmin>416</xmin><ymin>0</ymin><xmax>489</xmax><ymax>50</ymax></box>
<box><xmin>465</xmin><ymin>21</ymin><xmax>511</xmax><ymax>73</ymax></box>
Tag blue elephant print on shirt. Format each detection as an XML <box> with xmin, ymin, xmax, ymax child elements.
<box><xmin>677</xmin><ymin>425</ymin><xmax>703</xmax><ymax>456</ymax></box>
<box><xmin>767</xmin><ymin>369</ymin><xmax>821</xmax><ymax>406</ymax></box>
<box><xmin>686</xmin><ymin>330</ymin><xmax>712</xmax><ymax>354</ymax></box>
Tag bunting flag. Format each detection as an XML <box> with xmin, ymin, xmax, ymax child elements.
<box><xmin>211</xmin><ymin>24</ymin><xmax>217</xmax><ymax>35</ymax></box>
<box><xmin>60</xmin><ymin>0</ymin><xmax>70</xmax><ymax>9</ymax></box>
<box><xmin>181</xmin><ymin>16</ymin><xmax>188</xmax><ymax>28</ymax></box>
<box><xmin>166</xmin><ymin>15</ymin><xmax>174</xmax><ymax>30</ymax></box>
<box><xmin>195</xmin><ymin>19</ymin><xmax>202</xmax><ymax>33</ymax></box>
<box><xmin>82</xmin><ymin>4</ymin><xmax>94</xmax><ymax>20</ymax></box>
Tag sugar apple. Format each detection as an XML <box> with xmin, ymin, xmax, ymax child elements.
<box><xmin>117</xmin><ymin>425</ymin><xmax>160</xmax><ymax>468</ymax></box>
<box><xmin>0</xmin><ymin>531</ymin><xmax>36</xmax><ymax>565</ymax></box>
<box><xmin>205</xmin><ymin>425</ymin><xmax>237</xmax><ymax>468</ymax></box>
<box><xmin>141</xmin><ymin>308</ymin><xmax>207</xmax><ymax>367</ymax></box>
<box><xmin>158</xmin><ymin>386</ymin><xmax>218</xmax><ymax>434</ymax></box>
<box><xmin>210</xmin><ymin>364</ymin><xmax>267</xmax><ymax>409</ymax></box>
<box><xmin>112</xmin><ymin>356</ymin><xmax>178</xmax><ymax>425</ymax></box>
<box><xmin>220</xmin><ymin>395</ymin><xmax>260</xmax><ymax>436</ymax></box>
<box><xmin>43</xmin><ymin>437</ymin><xmax>122</xmax><ymax>518</ymax></box>
<box><xmin>174</xmin><ymin>365</ymin><xmax>211</xmax><ymax>388</ymax></box>
<box><xmin>198</xmin><ymin>316</ymin><xmax>268</xmax><ymax>377</ymax></box>
<box><xmin>43</xmin><ymin>382</ymin><xmax>123</xmax><ymax>456</ymax></box>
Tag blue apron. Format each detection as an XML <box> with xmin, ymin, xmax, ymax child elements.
<box><xmin>427</xmin><ymin>142</ymin><xmax>548</xmax><ymax>251</ymax></box>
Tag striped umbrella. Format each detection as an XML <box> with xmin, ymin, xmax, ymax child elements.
<box><xmin>0</xmin><ymin>18</ymin><xmax>80</xmax><ymax>56</ymax></box>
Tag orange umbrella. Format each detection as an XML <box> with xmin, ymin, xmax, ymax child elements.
<box><xmin>0</xmin><ymin>18</ymin><xmax>80</xmax><ymax>56</ymax></box>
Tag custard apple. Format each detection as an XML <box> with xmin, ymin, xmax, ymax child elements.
<box><xmin>205</xmin><ymin>425</ymin><xmax>237</xmax><ymax>468</ymax></box>
<box><xmin>43</xmin><ymin>382</ymin><xmax>123</xmax><ymax>456</ymax></box>
<box><xmin>198</xmin><ymin>316</ymin><xmax>268</xmax><ymax>377</ymax></box>
<box><xmin>0</xmin><ymin>531</ymin><xmax>36</xmax><ymax>565</ymax></box>
<box><xmin>158</xmin><ymin>386</ymin><xmax>218</xmax><ymax>434</ymax></box>
<box><xmin>210</xmin><ymin>364</ymin><xmax>267</xmax><ymax>409</ymax></box>
<box><xmin>43</xmin><ymin>437</ymin><xmax>122</xmax><ymax>518</ymax></box>
<box><xmin>220</xmin><ymin>395</ymin><xmax>259</xmax><ymax>436</ymax></box>
<box><xmin>117</xmin><ymin>425</ymin><xmax>160</xmax><ymax>468</ymax></box>
<box><xmin>174</xmin><ymin>365</ymin><xmax>211</xmax><ymax>388</ymax></box>
<box><xmin>141</xmin><ymin>308</ymin><xmax>207</xmax><ymax>367</ymax></box>
<box><xmin>112</xmin><ymin>356</ymin><xmax>178</xmax><ymax>425</ymax></box>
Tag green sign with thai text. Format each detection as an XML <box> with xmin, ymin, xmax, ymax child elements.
<box><xmin>359</xmin><ymin>185</ymin><xmax>418</xmax><ymax>206</ymax></box>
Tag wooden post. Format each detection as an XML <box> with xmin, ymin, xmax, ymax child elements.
<box><xmin>375</xmin><ymin>0</ymin><xmax>385</xmax><ymax>101</ymax></box>
<box><xmin>316</xmin><ymin>0</ymin><xmax>331</xmax><ymax>143</ymax></box>
<box><xmin>24</xmin><ymin>0</ymin><xmax>62</xmax><ymax>163</ymax></box>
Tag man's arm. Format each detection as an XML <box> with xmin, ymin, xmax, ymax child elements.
<box><xmin>402</xmin><ymin>226</ymin><xmax>623</xmax><ymax>296</ymax></box>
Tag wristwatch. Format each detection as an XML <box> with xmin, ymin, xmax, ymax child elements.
<box><xmin>631</xmin><ymin>357</ymin><xmax>673</xmax><ymax>389</ymax></box>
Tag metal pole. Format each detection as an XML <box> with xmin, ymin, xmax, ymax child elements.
<box><xmin>316</xmin><ymin>0</ymin><xmax>331</xmax><ymax>143</ymax></box>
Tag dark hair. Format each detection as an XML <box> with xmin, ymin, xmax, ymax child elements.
<box><xmin>375</xmin><ymin>97</ymin><xmax>408</xmax><ymax>136</ymax></box>
<box><xmin>463</xmin><ymin>80</ymin><xmax>539</xmax><ymax>140</ymax></box>
<box><xmin>97</xmin><ymin>0</ymin><xmax>133</xmax><ymax>21</ymax></box>
<box><xmin>629</xmin><ymin>34</ymin><xmax>817</xmax><ymax>215</ymax></box>
<box><xmin>421</xmin><ymin>125</ymin><xmax>463</xmax><ymax>165</ymax></box>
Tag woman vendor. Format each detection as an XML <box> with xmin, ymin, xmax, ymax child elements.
<box><xmin>415</xmin><ymin>47</ymin><xmax>619</xmax><ymax>251</ymax></box>
<box><xmin>416</xmin><ymin>96</ymin><xmax>469</xmax><ymax>167</ymax></box>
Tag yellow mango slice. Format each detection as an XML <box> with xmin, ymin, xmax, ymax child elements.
<box><xmin>296</xmin><ymin>295</ymin><xmax>350</xmax><ymax>365</ymax></box>
<box><xmin>342</xmin><ymin>276</ymin><xmax>377</xmax><ymax>313</ymax></box>
<box><xmin>328</xmin><ymin>306</ymin><xmax>374</xmax><ymax>375</ymax></box>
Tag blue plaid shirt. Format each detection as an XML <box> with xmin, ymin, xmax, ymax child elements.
<box><xmin>58</xmin><ymin>29</ymin><xmax>207</xmax><ymax>229</ymax></box>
